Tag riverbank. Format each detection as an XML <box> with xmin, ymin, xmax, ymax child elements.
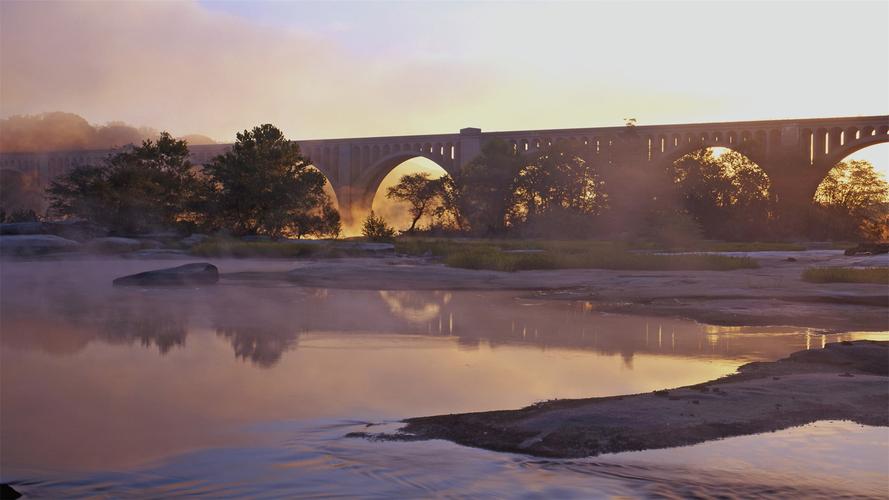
<box><xmin>358</xmin><ymin>340</ymin><xmax>888</xmax><ymax>458</ymax></box>
<box><xmin>222</xmin><ymin>249</ymin><xmax>888</xmax><ymax>331</ymax></box>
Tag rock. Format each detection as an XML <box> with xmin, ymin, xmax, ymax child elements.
<box><xmin>844</xmin><ymin>243</ymin><xmax>889</xmax><ymax>256</ymax></box>
<box><xmin>0</xmin><ymin>221</ymin><xmax>45</xmax><ymax>235</ymax></box>
<box><xmin>180</xmin><ymin>233</ymin><xmax>210</xmax><ymax>247</ymax></box>
<box><xmin>0</xmin><ymin>234</ymin><xmax>80</xmax><ymax>256</ymax></box>
<box><xmin>0</xmin><ymin>483</ymin><xmax>22</xmax><ymax>499</ymax></box>
<box><xmin>85</xmin><ymin>237</ymin><xmax>144</xmax><ymax>254</ymax></box>
<box><xmin>113</xmin><ymin>262</ymin><xmax>219</xmax><ymax>286</ymax></box>
<box><xmin>40</xmin><ymin>220</ymin><xmax>108</xmax><ymax>241</ymax></box>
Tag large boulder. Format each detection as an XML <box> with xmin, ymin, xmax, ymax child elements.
<box><xmin>113</xmin><ymin>262</ymin><xmax>219</xmax><ymax>286</ymax></box>
<box><xmin>85</xmin><ymin>237</ymin><xmax>144</xmax><ymax>254</ymax></box>
<box><xmin>0</xmin><ymin>234</ymin><xmax>80</xmax><ymax>256</ymax></box>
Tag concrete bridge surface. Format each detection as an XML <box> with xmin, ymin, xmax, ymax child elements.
<box><xmin>2</xmin><ymin>115</ymin><xmax>887</xmax><ymax>225</ymax></box>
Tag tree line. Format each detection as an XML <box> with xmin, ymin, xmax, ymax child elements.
<box><xmin>43</xmin><ymin>124</ymin><xmax>341</xmax><ymax>238</ymax></box>
<box><xmin>5</xmin><ymin>121</ymin><xmax>886</xmax><ymax>242</ymax></box>
<box><xmin>386</xmin><ymin>139</ymin><xmax>888</xmax><ymax>242</ymax></box>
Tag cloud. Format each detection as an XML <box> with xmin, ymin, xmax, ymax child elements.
<box><xmin>0</xmin><ymin>1</ymin><xmax>497</xmax><ymax>141</ymax></box>
<box><xmin>2</xmin><ymin>1</ymin><xmax>885</xmax><ymax>145</ymax></box>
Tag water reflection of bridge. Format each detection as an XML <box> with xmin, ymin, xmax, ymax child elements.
<box><xmin>1</xmin><ymin>285</ymin><xmax>871</xmax><ymax>368</ymax></box>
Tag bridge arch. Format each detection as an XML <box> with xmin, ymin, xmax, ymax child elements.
<box><xmin>356</xmin><ymin>152</ymin><xmax>454</xmax><ymax>232</ymax></box>
<box><xmin>818</xmin><ymin>125</ymin><xmax>889</xmax><ymax>171</ymax></box>
<box><xmin>654</xmin><ymin>136</ymin><xmax>767</xmax><ymax>172</ymax></box>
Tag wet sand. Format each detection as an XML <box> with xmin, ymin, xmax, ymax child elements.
<box><xmin>224</xmin><ymin>250</ymin><xmax>889</xmax><ymax>331</ymax></box>
<box><xmin>361</xmin><ymin>340</ymin><xmax>888</xmax><ymax>458</ymax></box>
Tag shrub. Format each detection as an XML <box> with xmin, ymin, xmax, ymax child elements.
<box><xmin>362</xmin><ymin>211</ymin><xmax>396</xmax><ymax>242</ymax></box>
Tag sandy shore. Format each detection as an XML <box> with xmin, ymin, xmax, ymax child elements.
<box><xmin>354</xmin><ymin>340</ymin><xmax>888</xmax><ymax>458</ymax></box>
<box><xmin>223</xmin><ymin>250</ymin><xmax>888</xmax><ymax>331</ymax></box>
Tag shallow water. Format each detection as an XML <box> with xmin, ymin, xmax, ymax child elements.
<box><xmin>1</xmin><ymin>259</ymin><xmax>887</xmax><ymax>497</ymax></box>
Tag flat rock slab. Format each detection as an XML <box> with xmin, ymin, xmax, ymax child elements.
<box><xmin>113</xmin><ymin>262</ymin><xmax>219</xmax><ymax>286</ymax></box>
<box><xmin>0</xmin><ymin>234</ymin><xmax>80</xmax><ymax>256</ymax></box>
<box><xmin>370</xmin><ymin>341</ymin><xmax>889</xmax><ymax>458</ymax></box>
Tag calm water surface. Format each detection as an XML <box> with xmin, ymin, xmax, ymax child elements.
<box><xmin>1</xmin><ymin>259</ymin><xmax>886</xmax><ymax>498</ymax></box>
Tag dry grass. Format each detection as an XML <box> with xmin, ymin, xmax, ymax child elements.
<box><xmin>802</xmin><ymin>267</ymin><xmax>889</xmax><ymax>284</ymax></box>
<box><xmin>395</xmin><ymin>238</ymin><xmax>758</xmax><ymax>272</ymax></box>
<box><xmin>190</xmin><ymin>239</ymin><xmax>325</xmax><ymax>258</ymax></box>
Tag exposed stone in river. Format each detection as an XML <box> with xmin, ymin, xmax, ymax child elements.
<box><xmin>112</xmin><ymin>262</ymin><xmax>220</xmax><ymax>286</ymax></box>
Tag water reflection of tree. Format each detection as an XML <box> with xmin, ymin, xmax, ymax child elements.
<box><xmin>215</xmin><ymin>326</ymin><xmax>300</xmax><ymax>368</ymax></box>
<box><xmin>98</xmin><ymin>305</ymin><xmax>188</xmax><ymax>354</ymax></box>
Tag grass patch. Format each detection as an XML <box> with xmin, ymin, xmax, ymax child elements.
<box><xmin>802</xmin><ymin>267</ymin><xmax>889</xmax><ymax>284</ymax></box>
<box><xmin>666</xmin><ymin>241</ymin><xmax>806</xmax><ymax>252</ymax></box>
<box><xmin>395</xmin><ymin>238</ymin><xmax>758</xmax><ymax>272</ymax></box>
<box><xmin>191</xmin><ymin>239</ymin><xmax>326</xmax><ymax>258</ymax></box>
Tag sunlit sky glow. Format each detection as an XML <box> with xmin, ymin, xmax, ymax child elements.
<box><xmin>1</xmin><ymin>0</ymin><xmax>887</xmax><ymax>173</ymax></box>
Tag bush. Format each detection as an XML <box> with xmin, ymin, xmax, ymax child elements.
<box><xmin>362</xmin><ymin>211</ymin><xmax>396</xmax><ymax>242</ymax></box>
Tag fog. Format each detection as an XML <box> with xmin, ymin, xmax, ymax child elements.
<box><xmin>0</xmin><ymin>112</ymin><xmax>216</xmax><ymax>153</ymax></box>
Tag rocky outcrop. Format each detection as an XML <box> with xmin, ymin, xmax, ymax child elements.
<box><xmin>844</xmin><ymin>243</ymin><xmax>889</xmax><ymax>256</ymax></box>
<box><xmin>368</xmin><ymin>341</ymin><xmax>889</xmax><ymax>458</ymax></box>
<box><xmin>0</xmin><ymin>234</ymin><xmax>80</xmax><ymax>256</ymax></box>
<box><xmin>112</xmin><ymin>262</ymin><xmax>219</xmax><ymax>286</ymax></box>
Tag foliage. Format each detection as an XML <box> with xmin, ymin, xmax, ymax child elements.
<box><xmin>201</xmin><ymin>124</ymin><xmax>340</xmax><ymax>238</ymax></box>
<box><xmin>1</xmin><ymin>169</ymin><xmax>44</xmax><ymax>215</ymax></box>
<box><xmin>802</xmin><ymin>267</ymin><xmax>888</xmax><ymax>284</ymax></box>
<box><xmin>512</xmin><ymin>142</ymin><xmax>606</xmax><ymax>233</ymax></box>
<box><xmin>811</xmin><ymin>160</ymin><xmax>889</xmax><ymax>241</ymax></box>
<box><xmin>361</xmin><ymin>210</ymin><xmax>396</xmax><ymax>241</ymax></box>
<box><xmin>386</xmin><ymin>172</ymin><xmax>444</xmax><ymax>232</ymax></box>
<box><xmin>46</xmin><ymin>132</ymin><xmax>198</xmax><ymax>234</ymax></box>
<box><xmin>451</xmin><ymin>140</ymin><xmax>524</xmax><ymax>235</ymax></box>
<box><xmin>1</xmin><ymin>208</ymin><xmax>40</xmax><ymax>223</ymax></box>
<box><xmin>670</xmin><ymin>148</ymin><xmax>772</xmax><ymax>240</ymax></box>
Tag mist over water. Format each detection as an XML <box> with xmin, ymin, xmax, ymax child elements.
<box><xmin>1</xmin><ymin>258</ymin><xmax>887</xmax><ymax>497</ymax></box>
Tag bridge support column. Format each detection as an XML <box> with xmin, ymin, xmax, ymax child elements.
<box><xmin>761</xmin><ymin>158</ymin><xmax>825</xmax><ymax>236</ymax></box>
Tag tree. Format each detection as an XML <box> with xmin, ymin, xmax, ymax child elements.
<box><xmin>514</xmin><ymin>142</ymin><xmax>606</xmax><ymax>218</ymax></box>
<box><xmin>386</xmin><ymin>172</ymin><xmax>443</xmax><ymax>232</ymax></box>
<box><xmin>201</xmin><ymin>124</ymin><xmax>340</xmax><ymax>238</ymax></box>
<box><xmin>452</xmin><ymin>140</ymin><xmax>524</xmax><ymax>235</ymax></box>
<box><xmin>47</xmin><ymin>132</ymin><xmax>198</xmax><ymax>234</ymax></box>
<box><xmin>361</xmin><ymin>210</ymin><xmax>396</xmax><ymax>241</ymax></box>
<box><xmin>813</xmin><ymin>159</ymin><xmax>889</xmax><ymax>240</ymax></box>
<box><xmin>669</xmin><ymin>148</ymin><xmax>772</xmax><ymax>240</ymax></box>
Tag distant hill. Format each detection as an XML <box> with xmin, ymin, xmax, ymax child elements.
<box><xmin>0</xmin><ymin>112</ymin><xmax>216</xmax><ymax>152</ymax></box>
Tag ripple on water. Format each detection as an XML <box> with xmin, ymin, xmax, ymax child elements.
<box><xmin>6</xmin><ymin>420</ymin><xmax>887</xmax><ymax>498</ymax></box>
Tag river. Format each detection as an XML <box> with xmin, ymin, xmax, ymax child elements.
<box><xmin>1</xmin><ymin>259</ymin><xmax>886</xmax><ymax>497</ymax></box>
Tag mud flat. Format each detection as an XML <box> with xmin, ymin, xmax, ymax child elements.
<box><xmin>358</xmin><ymin>341</ymin><xmax>888</xmax><ymax>458</ymax></box>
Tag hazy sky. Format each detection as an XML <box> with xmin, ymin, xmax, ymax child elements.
<box><xmin>1</xmin><ymin>0</ymin><xmax>887</xmax><ymax>169</ymax></box>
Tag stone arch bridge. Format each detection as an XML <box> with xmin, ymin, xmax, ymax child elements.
<box><xmin>2</xmin><ymin>115</ymin><xmax>886</xmax><ymax>225</ymax></box>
